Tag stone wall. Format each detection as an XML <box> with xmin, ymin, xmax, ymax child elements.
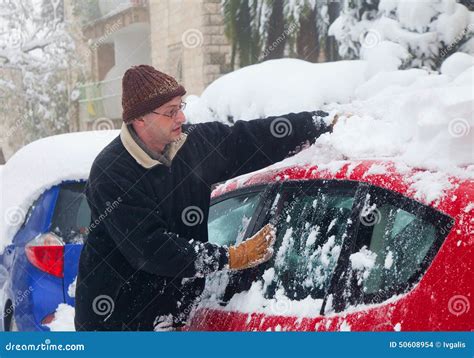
<box><xmin>149</xmin><ymin>0</ymin><xmax>231</xmax><ymax>96</ymax></box>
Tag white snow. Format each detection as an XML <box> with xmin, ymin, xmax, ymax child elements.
<box><xmin>339</xmin><ymin>320</ymin><xmax>351</xmax><ymax>331</ymax></box>
<box><xmin>194</xmin><ymin>53</ymin><xmax>473</xmax><ymax>207</ymax></box>
<box><xmin>68</xmin><ymin>277</ymin><xmax>77</xmax><ymax>298</ymax></box>
<box><xmin>262</xmin><ymin>268</ymin><xmax>275</xmax><ymax>288</ymax></box>
<box><xmin>394</xmin><ymin>322</ymin><xmax>402</xmax><ymax>331</ymax></box>
<box><xmin>187</xmin><ymin>59</ymin><xmax>368</xmax><ymax>122</ymax></box>
<box><xmin>408</xmin><ymin>171</ymin><xmax>458</xmax><ymax>205</ymax></box>
<box><xmin>329</xmin><ymin>0</ymin><xmax>473</xmax><ymax>70</ymax></box>
<box><xmin>440</xmin><ymin>52</ymin><xmax>474</xmax><ymax>78</ymax></box>
<box><xmin>384</xmin><ymin>251</ymin><xmax>394</xmax><ymax>270</ymax></box>
<box><xmin>361</xmin><ymin>40</ymin><xmax>410</xmax><ymax>76</ymax></box>
<box><xmin>199</xmin><ymin>279</ymin><xmax>325</xmax><ymax>319</ymax></box>
<box><xmin>364</xmin><ymin>163</ymin><xmax>388</xmax><ymax>176</ymax></box>
<box><xmin>45</xmin><ymin>303</ymin><xmax>75</xmax><ymax>331</ymax></box>
<box><xmin>464</xmin><ymin>203</ymin><xmax>474</xmax><ymax>213</ymax></box>
<box><xmin>0</xmin><ymin>130</ymin><xmax>119</xmax><ymax>251</ymax></box>
<box><xmin>350</xmin><ymin>246</ymin><xmax>377</xmax><ymax>278</ymax></box>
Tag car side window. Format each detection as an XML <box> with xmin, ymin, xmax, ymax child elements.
<box><xmin>266</xmin><ymin>186</ymin><xmax>355</xmax><ymax>301</ymax></box>
<box><xmin>51</xmin><ymin>182</ymin><xmax>90</xmax><ymax>244</ymax></box>
<box><xmin>208</xmin><ymin>191</ymin><xmax>262</xmax><ymax>247</ymax></box>
<box><xmin>346</xmin><ymin>189</ymin><xmax>453</xmax><ymax>306</ymax></box>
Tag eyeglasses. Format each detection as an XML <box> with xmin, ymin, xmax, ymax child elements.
<box><xmin>151</xmin><ymin>102</ymin><xmax>186</xmax><ymax>119</ymax></box>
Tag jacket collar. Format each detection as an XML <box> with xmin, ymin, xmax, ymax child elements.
<box><xmin>120</xmin><ymin>122</ymin><xmax>187</xmax><ymax>169</ymax></box>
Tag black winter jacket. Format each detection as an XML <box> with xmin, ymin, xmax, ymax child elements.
<box><xmin>74</xmin><ymin>111</ymin><xmax>331</xmax><ymax>331</ymax></box>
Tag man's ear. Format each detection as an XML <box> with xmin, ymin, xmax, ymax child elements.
<box><xmin>132</xmin><ymin>116</ymin><xmax>146</xmax><ymax>129</ymax></box>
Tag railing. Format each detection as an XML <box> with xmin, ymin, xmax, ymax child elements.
<box><xmin>77</xmin><ymin>77</ymin><xmax>122</xmax><ymax>125</ymax></box>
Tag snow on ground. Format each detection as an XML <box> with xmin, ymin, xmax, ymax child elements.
<box><xmin>0</xmin><ymin>130</ymin><xmax>119</xmax><ymax>251</ymax></box>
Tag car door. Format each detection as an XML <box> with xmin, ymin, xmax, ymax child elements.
<box><xmin>190</xmin><ymin>180</ymin><xmax>359</xmax><ymax>330</ymax></box>
<box><xmin>322</xmin><ymin>184</ymin><xmax>455</xmax><ymax>331</ymax></box>
<box><xmin>189</xmin><ymin>184</ymin><xmax>274</xmax><ymax>329</ymax></box>
<box><xmin>191</xmin><ymin>180</ymin><xmax>454</xmax><ymax>331</ymax></box>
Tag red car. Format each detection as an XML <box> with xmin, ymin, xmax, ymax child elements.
<box><xmin>187</xmin><ymin>159</ymin><xmax>473</xmax><ymax>331</ymax></box>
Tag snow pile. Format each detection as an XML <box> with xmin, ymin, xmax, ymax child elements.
<box><xmin>0</xmin><ymin>130</ymin><xmax>119</xmax><ymax>250</ymax></box>
<box><xmin>45</xmin><ymin>304</ymin><xmax>75</xmax><ymax>331</ymax></box>
<box><xmin>199</xmin><ymin>268</ymin><xmax>325</xmax><ymax>319</ymax></box>
<box><xmin>186</xmin><ymin>59</ymin><xmax>368</xmax><ymax>122</ymax></box>
<box><xmin>188</xmin><ymin>54</ymin><xmax>473</xmax><ymax>187</ymax></box>
<box><xmin>440</xmin><ymin>52</ymin><xmax>474</xmax><ymax>78</ymax></box>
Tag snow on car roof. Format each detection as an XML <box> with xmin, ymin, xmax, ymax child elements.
<box><xmin>198</xmin><ymin>56</ymin><xmax>474</xmax><ymax>206</ymax></box>
<box><xmin>187</xmin><ymin>58</ymin><xmax>368</xmax><ymax>122</ymax></box>
<box><xmin>0</xmin><ymin>130</ymin><xmax>119</xmax><ymax>250</ymax></box>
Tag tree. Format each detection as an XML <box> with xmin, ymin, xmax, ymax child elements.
<box><xmin>329</xmin><ymin>0</ymin><xmax>474</xmax><ymax>70</ymax></box>
<box><xmin>223</xmin><ymin>0</ymin><xmax>263</xmax><ymax>68</ymax></box>
<box><xmin>263</xmin><ymin>0</ymin><xmax>286</xmax><ymax>60</ymax></box>
<box><xmin>296</xmin><ymin>1</ymin><xmax>319</xmax><ymax>62</ymax></box>
<box><xmin>325</xmin><ymin>0</ymin><xmax>342</xmax><ymax>61</ymax></box>
<box><xmin>0</xmin><ymin>0</ymin><xmax>80</xmax><ymax>147</ymax></box>
<box><xmin>222</xmin><ymin>0</ymin><xmax>344</xmax><ymax>67</ymax></box>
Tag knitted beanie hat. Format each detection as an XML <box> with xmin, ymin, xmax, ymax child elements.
<box><xmin>122</xmin><ymin>65</ymin><xmax>186</xmax><ymax>123</ymax></box>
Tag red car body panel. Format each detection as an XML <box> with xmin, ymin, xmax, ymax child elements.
<box><xmin>187</xmin><ymin>160</ymin><xmax>473</xmax><ymax>331</ymax></box>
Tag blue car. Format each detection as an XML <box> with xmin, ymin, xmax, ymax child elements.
<box><xmin>0</xmin><ymin>181</ymin><xmax>89</xmax><ymax>331</ymax></box>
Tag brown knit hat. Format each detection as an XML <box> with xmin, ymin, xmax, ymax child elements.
<box><xmin>121</xmin><ymin>65</ymin><xmax>186</xmax><ymax>123</ymax></box>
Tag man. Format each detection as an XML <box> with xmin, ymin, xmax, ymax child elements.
<box><xmin>75</xmin><ymin>65</ymin><xmax>336</xmax><ymax>331</ymax></box>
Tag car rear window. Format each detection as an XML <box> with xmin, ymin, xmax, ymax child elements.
<box><xmin>267</xmin><ymin>187</ymin><xmax>355</xmax><ymax>301</ymax></box>
<box><xmin>344</xmin><ymin>188</ymin><xmax>454</xmax><ymax>307</ymax></box>
<box><xmin>50</xmin><ymin>182</ymin><xmax>90</xmax><ymax>244</ymax></box>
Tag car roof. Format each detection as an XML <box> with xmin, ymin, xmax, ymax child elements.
<box><xmin>211</xmin><ymin>159</ymin><xmax>474</xmax><ymax>220</ymax></box>
<box><xmin>1</xmin><ymin>130</ymin><xmax>119</xmax><ymax>248</ymax></box>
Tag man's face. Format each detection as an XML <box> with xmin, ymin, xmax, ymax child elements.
<box><xmin>139</xmin><ymin>96</ymin><xmax>186</xmax><ymax>145</ymax></box>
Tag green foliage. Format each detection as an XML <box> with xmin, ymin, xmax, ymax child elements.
<box><xmin>223</xmin><ymin>0</ymin><xmax>337</xmax><ymax>68</ymax></box>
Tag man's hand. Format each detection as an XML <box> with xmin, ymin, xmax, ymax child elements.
<box><xmin>229</xmin><ymin>224</ymin><xmax>276</xmax><ymax>270</ymax></box>
<box><xmin>330</xmin><ymin>112</ymin><xmax>354</xmax><ymax>130</ymax></box>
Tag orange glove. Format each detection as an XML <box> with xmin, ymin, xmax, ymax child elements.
<box><xmin>229</xmin><ymin>224</ymin><xmax>276</xmax><ymax>270</ymax></box>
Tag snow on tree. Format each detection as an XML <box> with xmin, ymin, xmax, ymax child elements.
<box><xmin>0</xmin><ymin>0</ymin><xmax>81</xmax><ymax>148</ymax></box>
<box><xmin>329</xmin><ymin>0</ymin><xmax>474</xmax><ymax>71</ymax></box>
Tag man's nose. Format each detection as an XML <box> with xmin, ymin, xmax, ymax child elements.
<box><xmin>176</xmin><ymin>110</ymin><xmax>186</xmax><ymax>124</ymax></box>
